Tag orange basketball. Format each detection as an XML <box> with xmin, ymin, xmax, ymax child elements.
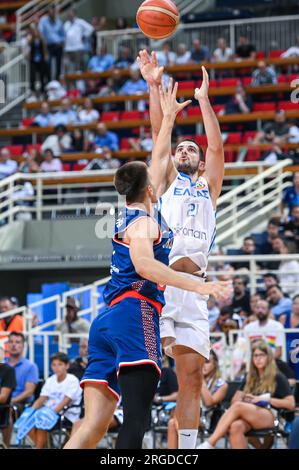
<box><xmin>136</xmin><ymin>0</ymin><xmax>180</xmax><ymax>39</ymax></box>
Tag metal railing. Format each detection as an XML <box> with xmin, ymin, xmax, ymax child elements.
<box><xmin>216</xmin><ymin>159</ymin><xmax>292</xmax><ymax>245</ymax></box>
<box><xmin>0</xmin><ymin>45</ymin><xmax>29</xmax><ymax>117</ymax></box>
<box><xmin>97</xmin><ymin>15</ymin><xmax>299</xmax><ymax>60</ymax></box>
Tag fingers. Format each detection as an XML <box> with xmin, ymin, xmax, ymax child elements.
<box><xmin>168</xmin><ymin>77</ymin><xmax>173</xmax><ymax>96</ymax></box>
<box><xmin>172</xmin><ymin>80</ymin><xmax>178</xmax><ymax>98</ymax></box>
<box><xmin>202</xmin><ymin>65</ymin><xmax>209</xmax><ymax>84</ymax></box>
<box><xmin>151</xmin><ymin>51</ymin><xmax>158</xmax><ymax>67</ymax></box>
<box><xmin>178</xmin><ymin>99</ymin><xmax>192</xmax><ymax>111</ymax></box>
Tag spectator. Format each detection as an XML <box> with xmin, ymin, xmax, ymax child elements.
<box><xmin>0</xmin><ymin>345</ymin><xmax>16</xmax><ymax>448</ymax></box>
<box><xmin>50</xmin><ymin>98</ymin><xmax>77</xmax><ymax>127</ymax></box>
<box><xmin>41</xmin><ymin>124</ymin><xmax>72</xmax><ymax>157</ymax></box>
<box><xmin>257</xmin><ymin>272</ymin><xmax>280</xmax><ymax>296</ymax></box>
<box><xmin>33</xmin><ymin>102</ymin><xmax>53</xmax><ymax>128</ymax></box>
<box><xmin>235</xmin><ymin>36</ymin><xmax>256</xmax><ymax>60</ymax></box>
<box><xmin>219</xmin><ymin>86</ymin><xmax>252</xmax><ymax>116</ymax></box>
<box><xmin>212</xmin><ymin>38</ymin><xmax>233</xmax><ymax>63</ymax></box>
<box><xmin>190</xmin><ymin>39</ymin><xmax>210</xmax><ymax>63</ymax></box>
<box><xmin>28</xmin><ymin>24</ymin><xmax>48</xmax><ymax>98</ymax></box>
<box><xmin>40</xmin><ymin>149</ymin><xmax>63</xmax><ymax>172</ymax></box>
<box><xmin>77</xmin><ymin>98</ymin><xmax>100</xmax><ymax>124</ymax></box>
<box><xmin>55</xmin><ymin>298</ymin><xmax>90</xmax><ymax>344</ymax></box>
<box><xmin>119</xmin><ymin>69</ymin><xmax>147</xmax><ymax>95</ymax></box>
<box><xmin>175</xmin><ymin>43</ymin><xmax>191</xmax><ymax>65</ymax></box>
<box><xmin>271</xmin><ymin>236</ymin><xmax>299</xmax><ymax>296</ymax></box>
<box><xmin>84</xmin><ymin>147</ymin><xmax>120</xmax><ymax>171</ymax></box>
<box><xmin>281</xmin><ymin>35</ymin><xmax>299</xmax><ymax>59</ymax></box>
<box><xmin>267</xmin><ymin>285</ymin><xmax>292</xmax><ymax>320</ymax></box>
<box><xmin>156</xmin><ymin>42</ymin><xmax>176</xmax><ymax>67</ymax></box>
<box><xmin>87</xmin><ymin>44</ymin><xmax>115</xmax><ymax>72</ymax></box>
<box><xmin>70</xmin><ymin>129</ymin><xmax>84</xmax><ymax>152</ymax></box>
<box><xmin>68</xmin><ymin>338</ymin><xmax>88</xmax><ymax>381</ymax></box>
<box><xmin>0</xmin><ymin>148</ymin><xmax>18</xmax><ymax>180</ymax></box>
<box><xmin>98</xmin><ymin>76</ymin><xmax>121</xmax><ymax>112</ymax></box>
<box><xmin>288</xmin><ymin>121</ymin><xmax>299</xmax><ymax>144</ymax></box>
<box><xmin>259</xmin><ymin>218</ymin><xmax>282</xmax><ymax>255</ymax></box>
<box><xmin>211</xmin><ymin>306</ymin><xmax>239</xmax><ymax>335</ymax></box>
<box><xmin>168</xmin><ymin>350</ymin><xmax>227</xmax><ymax>448</ymax></box>
<box><xmin>281</xmin><ymin>172</ymin><xmax>299</xmax><ymax>219</ymax></box>
<box><xmin>90</xmin><ymin>17</ymin><xmax>107</xmax><ymax>55</ymax></box>
<box><xmin>114</xmin><ymin>46</ymin><xmax>134</xmax><ymax>69</ymax></box>
<box><xmin>115</xmin><ymin>17</ymin><xmax>128</xmax><ymax>30</ymax></box>
<box><xmin>283</xmin><ymin>205</ymin><xmax>299</xmax><ymax>251</ymax></box>
<box><xmin>244</xmin><ymin>299</ymin><xmax>284</xmax><ymax>358</ymax></box>
<box><xmin>280</xmin><ymin>295</ymin><xmax>299</xmax><ymax>375</ymax></box>
<box><xmin>208</xmin><ymin>295</ymin><xmax>220</xmax><ymax>329</ymax></box>
<box><xmin>251</xmin><ymin>60</ymin><xmax>277</xmax><ymax>86</ymax></box>
<box><xmin>128</xmin><ymin>129</ymin><xmax>153</xmax><ymax>153</ymax></box>
<box><xmin>45</xmin><ymin>79</ymin><xmax>67</xmax><ymax>101</ymax></box>
<box><xmin>231</xmin><ymin>237</ymin><xmax>256</xmax><ymax>270</ymax></box>
<box><xmin>19</xmin><ymin>149</ymin><xmax>41</xmax><ymax>174</ymax></box>
<box><xmin>28</xmin><ymin>352</ymin><xmax>82</xmax><ymax>449</ymax></box>
<box><xmin>64</xmin><ymin>8</ymin><xmax>94</xmax><ymax>73</ymax></box>
<box><xmin>0</xmin><ymin>297</ymin><xmax>23</xmax><ymax>334</ymax></box>
<box><xmin>154</xmin><ymin>355</ymin><xmax>178</xmax><ymax>405</ymax></box>
<box><xmin>38</xmin><ymin>6</ymin><xmax>65</xmax><ymax>80</ymax></box>
<box><xmin>93</xmin><ymin>123</ymin><xmax>119</xmax><ymax>152</ymax></box>
<box><xmin>231</xmin><ymin>276</ymin><xmax>251</xmax><ymax>319</ymax></box>
<box><xmin>249</xmin><ymin>293</ymin><xmax>262</xmax><ymax>318</ymax></box>
<box><xmin>198</xmin><ymin>340</ymin><xmax>295</xmax><ymax>449</ymax></box>
<box><xmin>253</xmin><ymin>110</ymin><xmax>289</xmax><ymax>146</ymax></box>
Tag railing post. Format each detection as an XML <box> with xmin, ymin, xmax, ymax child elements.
<box><xmin>36</xmin><ymin>178</ymin><xmax>42</xmax><ymax>221</ymax></box>
<box><xmin>229</xmin><ymin>21</ymin><xmax>235</xmax><ymax>55</ymax></box>
<box><xmin>8</xmin><ymin>180</ymin><xmax>14</xmax><ymax>224</ymax></box>
<box><xmin>232</xmin><ymin>194</ymin><xmax>237</xmax><ymax>244</ymax></box>
<box><xmin>249</xmin><ymin>258</ymin><xmax>256</xmax><ymax>295</ymax></box>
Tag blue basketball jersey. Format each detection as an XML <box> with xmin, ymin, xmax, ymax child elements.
<box><xmin>103</xmin><ymin>206</ymin><xmax>173</xmax><ymax>310</ymax></box>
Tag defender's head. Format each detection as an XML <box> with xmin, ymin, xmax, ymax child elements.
<box><xmin>174</xmin><ymin>139</ymin><xmax>205</xmax><ymax>176</ymax></box>
<box><xmin>114</xmin><ymin>161</ymin><xmax>157</xmax><ymax>204</ymax></box>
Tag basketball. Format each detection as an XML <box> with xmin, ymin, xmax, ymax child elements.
<box><xmin>136</xmin><ymin>0</ymin><xmax>180</xmax><ymax>39</ymax></box>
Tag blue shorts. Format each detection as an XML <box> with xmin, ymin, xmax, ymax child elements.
<box><xmin>81</xmin><ymin>296</ymin><xmax>162</xmax><ymax>400</ymax></box>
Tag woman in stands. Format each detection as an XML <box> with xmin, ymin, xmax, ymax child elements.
<box><xmin>167</xmin><ymin>349</ymin><xmax>228</xmax><ymax>448</ymax></box>
<box><xmin>198</xmin><ymin>340</ymin><xmax>295</xmax><ymax>449</ymax></box>
<box><xmin>64</xmin><ymin>82</ymin><xmax>230</xmax><ymax>450</ymax></box>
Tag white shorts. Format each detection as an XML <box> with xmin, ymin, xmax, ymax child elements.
<box><xmin>160</xmin><ymin>274</ymin><xmax>210</xmax><ymax>360</ymax></box>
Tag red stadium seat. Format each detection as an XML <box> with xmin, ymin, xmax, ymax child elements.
<box><xmin>212</xmin><ymin>105</ymin><xmax>225</xmax><ymax>114</ymax></box>
<box><xmin>186</xmin><ymin>107</ymin><xmax>201</xmax><ymax>117</ymax></box>
<box><xmin>245</xmin><ymin>149</ymin><xmax>261</xmax><ymax>161</ymax></box>
<box><xmin>195</xmin><ymin>135</ymin><xmax>207</xmax><ymax>146</ymax></box>
<box><xmin>243</xmin><ymin>131</ymin><xmax>257</xmax><ymax>143</ymax></box>
<box><xmin>101</xmin><ymin>111</ymin><xmax>120</xmax><ymax>122</ymax></box>
<box><xmin>253</xmin><ymin>102</ymin><xmax>276</xmax><ymax>112</ymax></box>
<box><xmin>73</xmin><ymin>163</ymin><xmax>86</xmax><ymax>171</ymax></box>
<box><xmin>278</xmin><ymin>101</ymin><xmax>299</xmax><ymax>111</ymax></box>
<box><xmin>288</xmin><ymin>74</ymin><xmax>299</xmax><ymax>83</ymax></box>
<box><xmin>63</xmin><ymin>164</ymin><xmax>71</xmax><ymax>171</ymax></box>
<box><xmin>120</xmin><ymin>138</ymin><xmax>130</xmax><ymax>150</ymax></box>
<box><xmin>242</xmin><ymin>77</ymin><xmax>252</xmax><ymax>87</ymax></box>
<box><xmin>197</xmin><ymin>79</ymin><xmax>217</xmax><ymax>88</ymax></box>
<box><xmin>277</xmin><ymin>74</ymin><xmax>287</xmax><ymax>83</ymax></box>
<box><xmin>224</xmin><ymin>150</ymin><xmax>235</xmax><ymax>163</ymax></box>
<box><xmin>226</xmin><ymin>133</ymin><xmax>242</xmax><ymax>144</ymax></box>
<box><xmin>6</xmin><ymin>145</ymin><xmax>23</xmax><ymax>156</ymax></box>
<box><xmin>26</xmin><ymin>144</ymin><xmax>42</xmax><ymax>153</ymax></box>
<box><xmin>121</xmin><ymin>111</ymin><xmax>143</xmax><ymax>120</ymax></box>
<box><xmin>66</xmin><ymin>89</ymin><xmax>81</xmax><ymax>98</ymax></box>
<box><xmin>218</xmin><ymin>78</ymin><xmax>240</xmax><ymax>87</ymax></box>
<box><xmin>256</xmin><ymin>51</ymin><xmax>266</xmax><ymax>59</ymax></box>
<box><xmin>269</xmin><ymin>50</ymin><xmax>285</xmax><ymax>58</ymax></box>
<box><xmin>21</xmin><ymin>118</ymin><xmax>34</xmax><ymax>127</ymax></box>
<box><xmin>178</xmin><ymin>81</ymin><xmax>195</xmax><ymax>90</ymax></box>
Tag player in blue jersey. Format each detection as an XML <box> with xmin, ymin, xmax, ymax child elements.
<box><xmin>64</xmin><ymin>84</ymin><xmax>229</xmax><ymax>450</ymax></box>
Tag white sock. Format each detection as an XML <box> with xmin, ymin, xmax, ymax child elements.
<box><xmin>178</xmin><ymin>429</ymin><xmax>198</xmax><ymax>449</ymax></box>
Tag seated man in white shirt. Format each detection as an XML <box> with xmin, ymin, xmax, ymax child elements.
<box><xmin>40</xmin><ymin>149</ymin><xmax>63</xmax><ymax>172</ymax></box>
<box><xmin>244</xmin><ymin>299</ymin><xmax>284</xmax><ymax>359</ymax></box>
<box><xmin>281</xmin><ymin>35</ymin><xmax>299</xmax><ymax>58</ymax></box>
<box><xmin>28</xmin><ymin>352</ymin><xmax>82</xmax><ymax>448</ymax></box>
<box><xmin>156</xmin><ymin>42</ymin><xmax>176</xmax><ymax>67</ymax></box>
<box><xmin>0</xmin><ymin>148</ymin><xmax>18</xmax><ymax>180</ymax></box>
<box><xmin>41</xmin><ymin>125</ymin><xmax>72</xmax><ymax>157</ymax></box>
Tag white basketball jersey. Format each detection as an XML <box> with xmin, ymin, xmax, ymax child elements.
<box><xmin>158</xmin><ymin>172</ymin><xmax>216</xmax><ymax>270</ymax></box>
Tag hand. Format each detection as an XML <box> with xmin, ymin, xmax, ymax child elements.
<box><xmin>243</xmin><ymin>394</ymin><xmax>255</xmax><ymax>403</ymax></box>
<box><xmin>136</xmin><ymin>49</ymin><xmax>164</xmax><ymax>86</ymax></box>
<box><xmin>159</xmin><ymin>78</ymin><xmax>192</xmax><ymax>119</ymax></box>
<box><xmin>194</xmin><ymin>66</ymin><xmax>209</xmax><ymax>101</ymax></box>
<box><xmin>196</xmin><ymin>281</ymin><xmax>233</xmax><ymax>300</ymax></box>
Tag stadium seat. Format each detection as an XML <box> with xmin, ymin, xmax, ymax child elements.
<box><xmin>195</xmin><ymin>135</ymin><xmax>207</xmax><ymax>146</ymax></box>
<box><xmin>62</xmin><ymin>164</ymin><xmax>71</xmax><ymax>171</ymax></box>
<box><xmin>253</xmin><ymin>102</ymin><xmax>276</xmax><ymax>112</ymax></box>
<box><xmin>21</xmin><ymin>118</ymin><xmax>34</xmax><ymax>127</ymax></box>
<box><xmin>178</xmin><ymin>80</ymin><xmax>195</xmax><ymax>90</ymax></box>
<box><xmin>256</xmin><ymin>51</ymin><xmax>266</xmax><ymax>59</ymax></box>
<box><xmin>277</xmin><ymin>74</ymin><xmax>287</xmax><ymax>83</ymax></box>
<box><xmin>186</xmin><ymin>106</ymin><xmax>201</xmax><ymax>117</ymax></box>
<box><xmin>101</xmin><ymin>111</ymin><xmax>120</xmax><ymax>122</ymax></box>
<box><xmin>73</xmin><ymin>163</ymin><xmax>86</xmax><ymax>171</ymax></box>
<box><xmin>242</xmin><ymin>77</ymin><xmax>252</xmax><ymax>87</ymax></box>
<box><xmin>269</xmin><ymin>49</ymin><xmax>285</xmax><ymax>58</ymax></box>
<box><xmin>120</xmin><ymin>138</ymin><xmax>130</xmax><ymax>150</ymax></box>
<box><xmin>26</xmin><ymin>144</ymin><xmax>42</xmax><ymax>153</ymax></box>
<box><xmin>226</xmin><ymin>132</ymin><xmax>242</xmax><ymax>144</ymax></box>
<box><xmin>224</xmin><ymin>150</ymin><xmax>235</xmax><ymax>163</ymax></box>
<box><xmin>212</xmin><ymin>105</ymin><xmax>225</xmax><ymax>114</ymax></box>
<box><xmin>6</xmin><ymin>145</ymin><xmax>23</xmax><ymax>156</ymax></box>
<box><xmin>288</xmin><ymin>74</ymin><xmax>299</xmax><ymax>82</ymax></box>
<box><xmin>243</xmin><ymin>131</ymin><xmax>257</xmax><ymax>143</ymax></box>
<box><xmin>245</xmin><ymin>149</ymin><xmax>261</xmax><ymax>161</ymax></box>
<box><xmin>66</xmin><ymin>89</ymin><xmax>81</xmax><ymax>99</ymax></box>
<box><xmin>218</xmin><ymin>78</ymin><xmax>240</xmax><ymax>87</ymax></box>
<box><xmin>121</xmin><ymin>111</ymin><xmax>143</xmax><ymax>120</ymax></box>
<box><xmin>278</xmin><ymin>101</ymin><xmax>299</xmax><ymax>111</ymax></box>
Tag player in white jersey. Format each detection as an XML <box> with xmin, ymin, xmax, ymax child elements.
<box><xmin>138</xmin><ymin>50</ymin><xmax>225</xmax><ymax>449</ymax></box>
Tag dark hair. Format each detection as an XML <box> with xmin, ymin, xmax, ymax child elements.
<box><xmin>263</xmin><ymin>273</ymin><xmax>278</xmax><ymax>281</ymax></box>
<box><xmin>177</xmin><ymin>139</ymin><xmax>205</xmax><ymax>161</ymax></box>
<box><xmin>293</xmin><ymin>294</ymin><xmax>299</xmax><ymax>301</ymax></box>
<box><xmin>114</xmin><ymin>162</ymin><xmax>149</xmax><ymax>203</ymax></box>
<box><xmin>9</xmin><ymin>331</ymin><xmax>25</xmax><ymax>343</ymax></box>
<box><xmin>43</xmin><ymin>148</ymin><xmax>54</xmax><ymax>157</ymax></box>
<box><xmin>268</xmin><ymin>217</ymin><xmax>281</xmax><ymax>227</ymax></box>
<box><xmin>244</xmin><ymin>236</ymin><xmax>255</xmax><ymax>243</ymax></box>
<box><xmin>219</xmin><ymin>306</ymin><xmax>232</xmax><ymax>317</ymax></box>
<box><xmin>209</xmin><ymin>349</ymin><xmax>219</xmax><ymax>363</ymax></box>
<box><xmin>267</xmin><ymin>284</ymin><xmax>282</xmax><ymax>293</ymax></box>
<box><xmin>55</xmin><ymin>124</ymin><xmax>67</xmax><ymax>133</ymax></box>
<box><xmin>51</xmin><ymin>352</ymin><xmax>69</xmax><ymax>364</ymax></box>
<box><xmin>233</xmin><ymin>275</ymin><xmax>248</xmax><ymax>286</ymax></box>
<box><xmin>0</xmin><ymin>296</ymin><xmax>18</xmax><ymax>306</ymax></box>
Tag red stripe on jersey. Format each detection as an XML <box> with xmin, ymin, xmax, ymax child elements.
<box><xmin>109</xmin><ymin>290</ymin><xmax>162</xmax><ymax>315</ymax></box>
